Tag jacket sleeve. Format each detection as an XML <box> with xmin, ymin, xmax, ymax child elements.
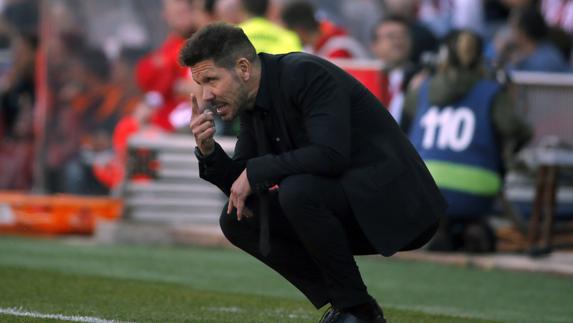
<box><xmin>197</xmin><ymin>115</ymin><xmax>257</xmax><ymax>196</ymax></box>
<box><xmin>246</xmin><ymin>59</ymin><xmax>351</xmax><ymax>192</ymax></box>
<box><xmin>490</xmin><ymin>88</ymin><xmax>532</xmax><ymax>166</ymax></box>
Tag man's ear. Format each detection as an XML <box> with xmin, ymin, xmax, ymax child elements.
<box><xmin>236</xmin><ymin>58</ymin><xmax>251</xmax><ymax>81</ymax></box>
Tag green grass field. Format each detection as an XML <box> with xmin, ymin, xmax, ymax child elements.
<box><xmin>0</xmin><ymin>236</ymin><xmax>572</xmax><ymax>322</ymax></box>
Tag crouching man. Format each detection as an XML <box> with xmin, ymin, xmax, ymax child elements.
<box><xmin>182</xmin><ymin>23</ymin><xmax>446</xmax><ymax>323</ymax></box>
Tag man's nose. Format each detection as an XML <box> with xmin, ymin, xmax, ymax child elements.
<box><xmin>202</xmin><ymin>88</ymin><xmax>215</xmax><ymax>101</ymax></box>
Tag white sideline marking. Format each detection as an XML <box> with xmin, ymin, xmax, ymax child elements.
<box><xmin>204</xmin><ymin>306</ymin><xmax>243</xmax><ymax>313</ymax></box>
<box><xmin>0</xmin><ymin>307</ymin><xmax>132</xmax><ymax>323</ymax></box>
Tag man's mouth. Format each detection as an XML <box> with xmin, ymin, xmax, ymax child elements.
<box><xmin>213</xmin><ymin>103</ymin><xmax>227</xmax><ymax>115</ymax></box>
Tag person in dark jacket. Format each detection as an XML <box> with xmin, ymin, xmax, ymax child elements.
<box><xmin>181</xmin><ymin>23</ymin><xmax>446</xmax><ymax>323</ymax></box>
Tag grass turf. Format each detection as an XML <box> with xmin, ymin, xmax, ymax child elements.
<box><xmin>0</xmin><ymin>236</ymin><xmax>571</xmax><ymax>322</ymax></box>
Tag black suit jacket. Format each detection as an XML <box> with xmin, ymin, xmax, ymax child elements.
<box><xmin>198</xmin><ymin>52</ymin><xmax>446</xmax><ymax>256</ymax></box>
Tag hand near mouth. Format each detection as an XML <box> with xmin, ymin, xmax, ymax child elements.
<box><xmin>189</xmin><ymin>93</ymin><xmax>216</xmax><ymax>156</ymax></box>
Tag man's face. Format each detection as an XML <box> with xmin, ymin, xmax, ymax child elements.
<box><xmin>162</xmin><ymin>0</ymin><xmax>208</xmax><ymax>37</ymax></box>
<box><xmin>191</xmin><ymin>59</ymin><xmax>250</xmax><ymax>121</ymax></box>
<box><xmin>372</xmin><ymin>22</ymin><xmax>411</xmax><ymax>67</ymax></box>
<box><xmin>214</xmin><ymin>0</ymin><xmax>243</xmax><ymax>25</ymax></box>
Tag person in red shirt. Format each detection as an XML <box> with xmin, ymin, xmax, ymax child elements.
<box><xmin>135</xmin><ymin>0</ymin><xmax>209</xmax><ymax>131</ymax></box>
<box><xmin>93</xmin><ymin>0</ymin><xmax>210</xmax><ymax>189</ymax></box>
<box><xmin>281</xmin><ymin>1</ymin><xmax>369</xmax><ymax>59</ymax></box>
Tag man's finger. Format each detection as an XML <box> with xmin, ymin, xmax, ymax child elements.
<box><xmin>193</xmin><ymin>119</ymin><xmax>215</xmax><ymax>135</ymax></box>
<box><xmin>227</xmin><ymin>196</ymin><xmax>234</xmax><ymax>215</ymax></box>
<box><xmin>190</xmin><ymin>111</ymin><xmax>214</xmax><ymax>131</ymax></box>
<box><xmin>189</xmin><ymin>110</ymin><xmax>204</xmax><ymax>131</ymax></box>
<box><xmin>237</xmin><ymin>205</ymin><xmax>243</xmax><ymax>221</ymax></box>
<box><xmin>196</xmin><ymin>128</ymin><xmax>215</xmax><ymax>142</ymax></box>
<box><xmin>236</xmin><ymin>198</ymin><xmax>244</xmax><ymax>221</ymax></box>
<box><xmin>190</xmin><ymin>93</ymin><xmax>201</xmax><ymax>118</ymax></box>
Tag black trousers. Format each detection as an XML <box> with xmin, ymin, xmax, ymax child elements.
<box><xmin>220</xmin><ymin>174</ymin><xmax>382</xmax><ymax>309</ymax></box>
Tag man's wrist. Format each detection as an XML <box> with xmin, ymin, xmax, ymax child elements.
<box><xmin>198</xmin><ymin>146</ymin><xmax>214</xmax><ymax>157</ymax></box>
<box><xmin>246</xmin><ymin>157</ymin><xmax>275</xmax><ymax>193</ymax></box>
<box><xmin>195</xmin><ymin>146</ymin><xmax>215</xmax><ymax>160</ymax></box>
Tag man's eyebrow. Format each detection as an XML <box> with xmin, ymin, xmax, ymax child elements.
<box><xmin>194</xmin><ymin>69</ymin><xmax>211</xmax><ymax>79</ymax></box>
<box><xmin>192</xmin><ymin>70</ymin><xmax>206</xmax><ymax>82</ymax></box>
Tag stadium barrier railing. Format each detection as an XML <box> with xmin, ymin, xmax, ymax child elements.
<box><xmin>503</xmin><ymin>71</ymin><xmax>573</xmax><ymax>253</ymax></box>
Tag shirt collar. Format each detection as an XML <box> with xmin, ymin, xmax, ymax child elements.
<box><xmin>253</xmin><ymin>54</ymin><xmax>272</xmax><ymax>112</ymax></box>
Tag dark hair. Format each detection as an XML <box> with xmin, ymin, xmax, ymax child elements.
<box><xmin>445</xmin><ymin>29</ymin><xmax>483</xmax><ymax>70</ymax></box>
<box><xmin>205</xmin><ymin>0</ymin><xmax>217</xmax><ymax>14</ymax></box>
<box><xmin>282</xmin><ymin>1</ymin><xmax>319</xmax><ymax>31</ymax></box>
<box><xmin>241</xmin><ymin>0</ymin><xmax>268</xmax><ymax>16</ymax></box>
<box><xmin>371</xmin><ymin>15</ymin><xmax>410</xmax><ymax>41</ymax></box>
<box><xmin>513</xmin><ymin>7</ymin><xmax>548</xmax><ymax>42</ymax></box>
<box><xmin>179</xmin><ymin>22</ymin><xmax>258</xmax><ymax>69</ymax></box>
<box><xmin>2</xmin><ymin>0</ymin><xmax>38</xmax><ymax>35</ymax></box>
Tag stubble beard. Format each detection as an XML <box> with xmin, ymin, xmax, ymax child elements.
<box><xmin>231</xmin><ymin>76</ymin><xmax>255</xmax><ymax>120</ymax></box>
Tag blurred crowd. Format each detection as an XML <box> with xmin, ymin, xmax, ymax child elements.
<box><xmin>1</xmin><ymin>0</ymin><xmax>573</xmax><ymax>250</ymax></box>
<box><xmin>0</xmin><ymin>0</ymin><xmax>37</xmax><ymax>190</ymax></box>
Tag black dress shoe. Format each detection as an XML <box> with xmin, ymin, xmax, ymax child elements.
<box><xmin>319</xmin><ymin>306</ymin><xmax>341</xmax><ymax>323</ymax></box>
<box><xmin>319</xmin><ymin>299</ymin><xmax>387</xmax><ymax>323</ymax></box>
<box><xmin>326</xmin><ymin>311</ymin><xmax>387</xmax><ymax>323</ymax></box>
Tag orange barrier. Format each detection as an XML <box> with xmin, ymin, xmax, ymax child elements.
<box><xmin>0</xmin><ymin>192</ymin><xmax>122</xmax><ymax>235</ymax></box>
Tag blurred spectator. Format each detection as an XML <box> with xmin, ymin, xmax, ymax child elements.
<box><xmin>91</xmin><ymin>47</ymin><xmax>149</xmax><ymax>190</ymax></box>
<box><xmin>404</xmin><ymin>30</ymin><xmax>531</xmax><ymax>252</ymax></box>
<box><xmin>281</xmin><ymin>1</ymin><xmax>369</xmax><ymax>59</ymax></box>
<box><xmin>135</xmin><ymin>0</ymin><xmax>209</xmax><ymax>131</ymax></box>
<box><xmin>417</xmin><ymin>0</ymin><xmax>485</xmax><ymax>38</ymax></box>
<box><xmin>216</xmin><ymin>0</ymin><xmax>301</xmax><ymax>54</ymax></box>
<box><xmin>503</xmin><ymin>7</ymin><xmax>571</xmax><ymax>72</ymax></box>
<box><xmin>110</xmin><ymin>47</ymin><xmax>149</xmax><ymax>115</ymax></box>
<box><xmin>541</xmin><ymin>0</ymin><xmax>573</xmax><ymax>35</ymax></box>
<box><xmin>267</xmin><ymin>0</ymin><xmax>290</xmax><ymax>24</ymax></box>
<box><xmin>71</xmin><ymin>48</ymin><xmax>124</xmax><ymax>139</ymax></box>
<box><xmin>0</xmin><ymin>0</ymin><xmax>38</xmax><ymax>190</ymax></box>
<box><xmin>204</xmin><ymin>0</ymin><xmax>218</xmax><ymax>20</ymax></box>
<box><xmin>0</xmin><ymin>0</ymin><xmax>38</xmax><ymax>36</ymax></box>
<box><xmin>489</xmin><ymin>1</ymin><xmax>572</xmax><ymax>70</ymax></box>
<box><xmin>338</xmin><ymin>0</ymin><xmax>384</xmax><ymax>49</ymax></box>
<box><xmin>214</xmin><ymin>0</ymin><xmax>243</xmax><ymax>24</ymax></box>
<box><xmin>0</xmin><ymin>32</ymin><xmax>35</xmax><ymax>139</ymax></box>
<box><xmin>371</xmin><ymin>15</ymin><xmax>419</xmax><ymax>123</ymax></box>
<box><xmin>0</xmin><ymin>99</ymin><xmax>34</xmax><ymax>190</ymax></box>
<box><xmin>92</xmin><ymin>0</ymin><xmax>211</xmax><ymax>189</ymax></box>
<box><xmin>483</xmin><ymin>0</ymin><xmax>511</xmax><ymax>40</ymax></box>
<box><xmin>0</xmin><ymin>31</ymin><xmax>36</xmax><ymax>190</ymax></box>
<box><xmin>483</xmin><ymin>1</ymin><xmax>518</xmax><ymax>64</ymax></box>
<box><xmin>52</xmin><ymin>47</ymin><xmax>125</xmax><ymax>195</ymax></box>
<box><xmin>92</xmin><ymin>95</ymin><xmax>161</xmax><ymax>191</ymax></box>
<box><xmin>43</xmin><ymin>28</ymin><xmax>89</xmax><ymax>194</ymax></box>
<box><xmin>384</xmin><ymin>0</ymin><xmax>439</xmax><ymax>65</ymax></box>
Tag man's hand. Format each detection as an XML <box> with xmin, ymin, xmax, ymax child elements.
<box><xmin>189</xmin><ymin>93</ymin><xmax>215</xmax><ymax>155</ymax></box>
<box><xmin>228</xmin><ymin>169</ymin><xmax>253</xmax><ymax>221</ymax></box>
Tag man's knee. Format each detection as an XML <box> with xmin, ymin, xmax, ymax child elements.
<box><xmin>219</xmin><ymin>203</ymin><xmax>240</xmax><ymax>243</ymax></box>
<box><xmin>278</xmin><ymin>174</ymin><xmax>321</xmax><ymax>217</ymax></box>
